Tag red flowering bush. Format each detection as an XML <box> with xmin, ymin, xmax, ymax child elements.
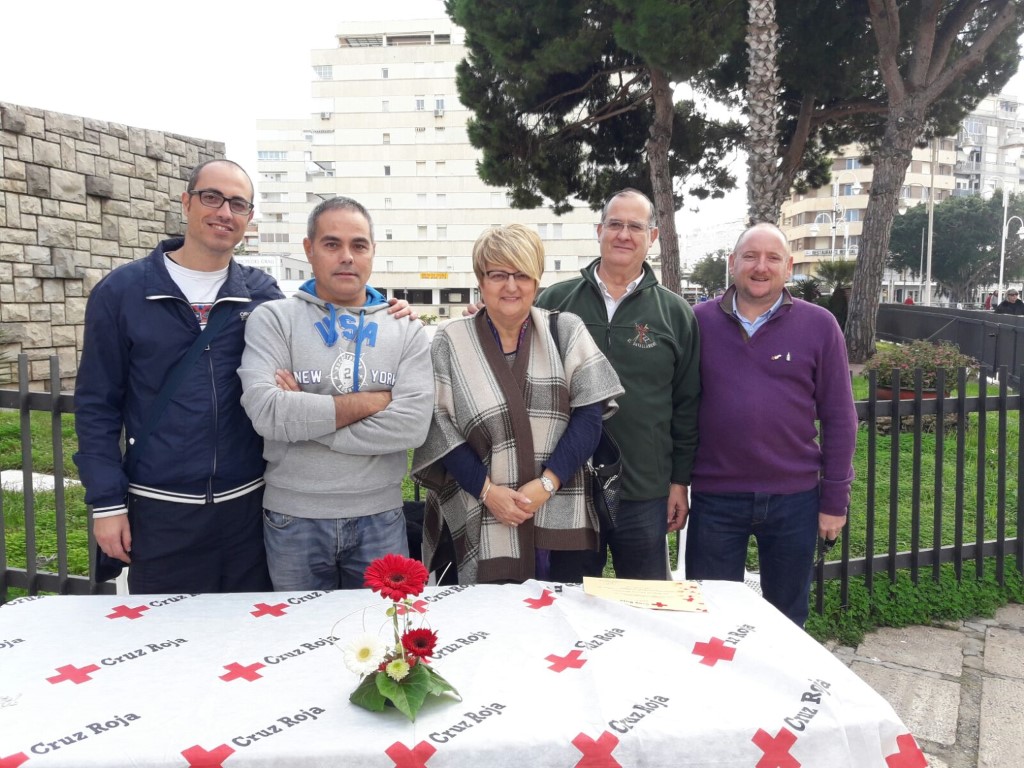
<box><xmin>863</xmin><ymin>340</ymin><xmax>978</xmax><ymax>395</ymax></box>
<box><xmin>340</xmin><ymin>554</ymin><xmax>459</xmax><ymax>721</ymax></box>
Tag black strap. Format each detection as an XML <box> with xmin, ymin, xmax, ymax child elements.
<box><xmin>548</xmin><ymin>311</ymin><xmax>561</xmax><ymax>356</ymax></box>
<box><xmin>125</xmin><ymin>305</ymin><xmax>233</xmax><ymax>476</ymax></box>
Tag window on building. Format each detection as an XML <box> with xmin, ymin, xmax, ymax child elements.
<box><xmin>538</xmin><ymin>223</ymin><xmax>548</xmax><ymax>238</ymax></box>
<box><xmin>418</xmin><ymin>226</ymin><xmax>428</xmax><ymax>239</ymax></box>
<box><xmin>435</xmin><ymin>161</ymin><xmax>446</xmax><ymax>174</ymax></box>
<box><xmin>552</xmin><ymin>223</ymin><xmax>563</xmax><ymax>239</ymax></box>
<box><xmin>839</xmin><ymin>183</ymin><xmax>858</xmax><ymax>196</ymax></box>
<box><xmin>313</xmin><ymin>65</ymin><xmax>333</xmax><ymax>80</ymax></box>
<box><xmin>393</xmin><ymin>288</ymin><xmax>433</xmax><ymax>304</ymax></box>
<box><xmin>262</xmin><ymin>172</ymin><xmax>285</xmax><ymax>181</ymax></box>
<box><xmin>844</xmin><ymin>209</ymin><xmax>861</xmax><ymax>222</ymax></box>
<box><xmin>553</xmin><ymin>259</ymin><xmax>562</xmax><ymax>271</ymax></box>
<box><xmin>259</xmin><ymin>233</ymin><xmax>290</xmax><ymax>243</ymax></box>
<box><xmin>286</xmin><ymin>268</ymin><xmax>293</xmax><ymax>279</ymax></box>
<box><xmin>437</xmin><ymin>226</ymin><xmax>447</xmax><ymax>240</ymax></box>
<box><xmin>258</xmin><ymin>151</ymin><xmax>287</xmax><ymax>161</ymax></box>
<box><xmin>386</xmin><ymin>260</ymin><xmax>394</xmax><ymax>271</ymax></box>
<box><xmin>843</xmin><ymin>158</ymin><xmax>862</xmax><ymax>170</ymax></box>
<box><xmin>381</xmin><ymin>67</ymin><xmax>389</xmax><ymax>79</ymax></box>
<box><xmin>385</xmin><ymin>229</ymin><xmax>393</xmax><ymax>241</ymax></box>
<box><xmin>441</xmin><ymin>289</ymin><xmax>469</xmax><ymax>303</ymax></box>
<box><xmin>384</xmin><ymin>197</ymin><xmax>392</xmax><ymax>209</ymax></box>
<box><xmin>383</xmin><ymin>133</ymin><xmax>391</xmax><ymax>144</ymax></box>
<box><xmin>299</xmin><ymin>270</ymin><xmax>305</xmax><ymax>279</ymax></box>
<box><xmin>384</xmin><ymin>165</ymin><xmax>391</xmax><ymax>176</ymax></box>
<box><xmin>382</xmin><ymin>100</ymin><xmax>390</xmax><ymax>112</ymax></box>
<box><xmin>262</xmin><ymin>192</ymin><xmax>283</xmax><ymax>202</ymax></box>
<box><xmin>416</xmin><ymin>162</ymin><xmax>426</xmax><ymax>176</ymax></box>
<box><xmin>435</xmin><ymin>96</ymin><xmax>445</xmax><ymax>111</ymax></box>
<box><xmin>417</xmin><ymin>193</ymin><xmax>427</xmax><ymax>206</ymax></box>
<box><xmin>416</xmin><ymin>96</ymin><xmax>426</xmax><ymax>111</ymax></box>
<box><xmin>436</xmin><ymin>193</ymin><xmax>446</xmax><ymax>207</ymax></box>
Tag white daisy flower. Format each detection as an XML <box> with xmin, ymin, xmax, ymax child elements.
<box><xmin>343</xmin><ymin>633</ymin><xmax>387</xmax><ymax>676</ymax></box>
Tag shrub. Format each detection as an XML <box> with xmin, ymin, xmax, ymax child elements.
<box><xmin>861</xmin><ymin>339</ymin><xmax>978</xmax><ymax>395</ymax></box>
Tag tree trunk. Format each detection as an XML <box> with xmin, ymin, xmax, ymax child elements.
<box><xmin>744</xmin><ymin>0</ymin><xmax>784</xmax><ymax>225</ymax></box>
<box><xmin>846</xmin><ymin>110</ymin><xmax>923</xmax><ymax>363</ymax></box>
<box><xmin>646</xmin><ymin>66</ymin><xmax>680</xmax><ymax>294</ymax></box>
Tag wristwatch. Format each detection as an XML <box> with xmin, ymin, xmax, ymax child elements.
<box><xmin>539</xmin><ymin>475</ymin><xmax>556</xmax><ymax>495</ymax></box>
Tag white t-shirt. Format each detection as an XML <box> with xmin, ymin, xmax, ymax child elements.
<box><xmin>164</xmin><ymin>254</ymin><xmax>228</xmax><ymax>328</ymax></box>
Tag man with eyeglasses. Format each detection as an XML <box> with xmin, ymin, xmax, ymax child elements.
<box><xmin>534</xmin><ymin>188</ymin><xmax>701</xmax><ymax>582</ymax></box>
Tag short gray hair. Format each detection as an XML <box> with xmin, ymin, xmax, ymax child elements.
<box><xmin>306</xmin><ymin>196</ymin><xmax>375</xmax><ymax>241</ymax></box>
<box><xmin>600</xmin><ymin>188</ymin><xmax>657</xmax><ymax>228</ymax></box>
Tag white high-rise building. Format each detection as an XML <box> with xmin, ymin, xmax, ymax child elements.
<box><xmin>255</xmin><ymin>18</ymin><xmax>635</xmax><ymax>316</ymax></box>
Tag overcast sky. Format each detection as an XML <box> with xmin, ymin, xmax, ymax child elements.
<box><xmin>2</xmin><ymin>2</ymin><xmax>1020</xmax><ymax>232</ymax></box>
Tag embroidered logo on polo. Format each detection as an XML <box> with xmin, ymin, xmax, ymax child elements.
<box><xmin>629</xmin><ymin>322</ymin><xmax>656</xmax><ymax>348</ymax></box>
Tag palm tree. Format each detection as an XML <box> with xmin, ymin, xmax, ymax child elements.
<box><xmin>745</xmin><ymin>0</ymin><xmax>784</xmax><ymax>224</ymax></box>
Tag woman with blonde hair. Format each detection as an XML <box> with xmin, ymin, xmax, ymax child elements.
<box><xmin>413</xmin><ymin>224</ymin><xmax>622</xmax><ymax>584</ymax></box>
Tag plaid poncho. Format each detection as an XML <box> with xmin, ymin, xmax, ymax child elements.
<box><xmin>412</xmin><ymin>307</ymin><xmax>623</xmax><ymax>584</ymax></box>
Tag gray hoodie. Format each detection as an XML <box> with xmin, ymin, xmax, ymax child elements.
<box><xmin>239</xmin><ymin>288</ymin><xmax>433</xmax><ymax>519</ymax></box>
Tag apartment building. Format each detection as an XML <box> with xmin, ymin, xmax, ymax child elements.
<box><xmin>254</xmin><ymin>18</ymin><xmax>624</xmax><ymax>317</ymax></box>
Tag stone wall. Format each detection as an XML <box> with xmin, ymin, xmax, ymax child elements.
<box><xmin>0</xmin><ymin>101</ymin><xmax>225</xmax><ymax>390</ymax></box>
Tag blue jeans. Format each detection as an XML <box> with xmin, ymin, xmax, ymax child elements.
<box><xmin>685</xmin><ymin>488</ymin><xmax>819</xmax><ymax>627</ymax></box>
<box><xmin>263</xmin><ymin>507</ymin><xmax>408</xmax><ymax>591</ymax></box>
<box><xmin>549</xmin><ymin>497</ymin><xmax>669</xmax><ymax>582</ymax></box>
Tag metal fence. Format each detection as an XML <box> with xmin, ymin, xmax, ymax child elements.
<box><xmin>813</xmin><ymin>365</ymin><xmax>1023</xmax><ymax>612</ymax></box>
<box><xmin>2</xmin><ymin>355</ymin><xmax>1022</xmax><ymax>612</ymax></box>
<box><xmin>0</xmin><ymin>355</ymin><xmax>114</xmax><ymax>600</ymax></box>
<box><xmin>877</xmin><ymin>303</ymin><xmax>1024</xmax><ymax>389</ymax></box>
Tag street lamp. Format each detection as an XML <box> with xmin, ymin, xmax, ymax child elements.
<box><xmin>998</xmin><ymin>195</ymin><xmax>1024</xmax><ymax>305</ymax></box>
<box><xmin>809</xmin><ymin>211</ymin><xmax>841</xmax><ymax>260</ymax></box>
<box><xmin>898</xmin><ymin>176</ymin><xmax>936</xmax><ymax>305</ymax></box>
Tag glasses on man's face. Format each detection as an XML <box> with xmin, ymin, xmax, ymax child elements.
<box><xmin>485</xmin><ymin>270</ymin><xmax>533</xmax><ymax>285</ymax></box>
<box><xmin>602</xmin><ymin>219</ymin><xmax>651</xmax><ymax>236</ymax></box>
<box><xmin>188</xmin><ymin>188</ymin><xmax>254</xmax><ymax>216</ymax></box>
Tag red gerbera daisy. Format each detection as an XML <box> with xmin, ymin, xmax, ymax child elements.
<box><xmin>364</xmin><ymin>554</ymin><xmax>429</xmax><ymax>600</ymax></box>
<box><xmin>402</xmin><ymin>628</ymin><xmax>438</xmax><ymax>659</ymax></box>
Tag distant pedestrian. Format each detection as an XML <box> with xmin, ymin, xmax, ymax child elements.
<box><xmin>994</xmin><ymin>289</ymin><xmax>1024</xmax><ymax>316</ymax></box>
<box><xmin>903</xmin><ymin>296</ymin><xmax>914</xmax><ymax>305</ymax></box>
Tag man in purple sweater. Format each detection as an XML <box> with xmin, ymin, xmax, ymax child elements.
<box><xmin>686</xmin><ymin>223</ymin><xmax>857</xmax><ymax>627</ymax></box>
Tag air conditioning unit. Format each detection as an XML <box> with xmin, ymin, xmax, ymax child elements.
<box><xmin>320</xmin><ymin>112</ymin><xmax>332</xmax><ymax>120</ymax></box>
<box><xmin>434</xmin><ymin>108</ymin><xmax>444</xmax><ymax>117</ymax></box>
<box><xmin>437</xmin><ymin>306</ymin><xmax>449</xmax><ymax>317</ymax></box>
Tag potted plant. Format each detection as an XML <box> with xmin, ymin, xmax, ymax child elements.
<box><xmin>862</xmin><ymin>340</ymin><xmax>978</xmax><ymax>398</ymax></box>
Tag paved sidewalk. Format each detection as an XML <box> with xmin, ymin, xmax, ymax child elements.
<box><xmin>827</xmin><ymin>603</ymin><xmax>1024</xmax><ymax>768</ymax></box>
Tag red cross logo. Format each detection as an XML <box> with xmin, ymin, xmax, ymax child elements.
<box><xmin>546</xmin><ymin>649</ymin><xmax>587</xmax><ymax>672</ymax></box>
<box><xmin>395</xmin><ymin>599</ymin><xmax>429</xmax><ymax>616</ymax></box>
<box><xmin>47</xmin><ymin>663</ymin><xmax>101</xmax><ymax>685</ymax></box>
<box><xmin>525</xmin><ymin>589</ymin><xmax>556</xmax><ymax>609</ymax></box>
<box><xmin>0</xmin><ymin>753</ymin><xmax>29</xmax><ymax>768</ymax></box>
<box><xmin>692</xmin><ymin>636</ymin><xmax>736</xmax><ymax>667</ymax></box>
<box><xmin>752</xmin><ymin>727</ymin><xmax>799</xmax><ymax>768</ymax></box>
<box><xmin>885</xmin><ymin>733</ymin><xmax>927</xmax><ymax>768</ymax></box>
<box><xmin>572</xmin><ymin>731</ymin><xmax>621</xmax><ymax>767</ymax></box>
<box><xmin>653</xmin><ymin>601</ymin><xmax>668</xmax><ymax>608</ymax></box>
<box><xmin>181</xmin><ymin>743</ymin><xmax>235</xmax><ymax>767</ymax></box>
<box><xmin>219</xmin><ymin>661</ymin><xmax>265</xmax><ymax>682</ymax></box>
<box><xmin>385</xmin><ymin>740</ymin><xmax>436</xmax><ymax>767</ymax></box>
<box><xmin>106</xmin><ymin>604</ymin><xmax>150</xmax><ymax>620</ymax></box>
<box><xmin>250</xmin><ymin>602</ymin><xmax>288</xmax><ymax>618</ymax></box>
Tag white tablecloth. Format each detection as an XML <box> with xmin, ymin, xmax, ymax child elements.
<box><xmin>0</xmin><ymin>581</ymin><xmax>924</xmax><ymax>767</ymax></box>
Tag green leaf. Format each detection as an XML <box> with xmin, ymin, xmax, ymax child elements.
<box><xmin>423</xmin><ymin>666</ymin><xmax>462</xmax><ymax>700</ymax></box>
<box><xmin>376</xmin><ymin>664</ymin><xmax>431</xmax><ymax>721</ymax></box>
<box><xmin>349</xmin><ymin>674</ymin><xmax>388</xmax><ymax>712</ymax></box>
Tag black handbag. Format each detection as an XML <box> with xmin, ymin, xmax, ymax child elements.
<box><xmin>548</xmin><ymin>312</ymin><xmax>623</xmax><ymax>532</ymax></box>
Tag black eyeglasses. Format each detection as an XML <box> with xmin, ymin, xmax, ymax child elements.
<box><xmin>188</xmin><ymin>188</ymin><xmax>254</xmax><ymax>216</ymax></box>
<box><xmin>815</xmin><ymin>535</ymin><xmax>840</xmax><ymax>568</ymax></box>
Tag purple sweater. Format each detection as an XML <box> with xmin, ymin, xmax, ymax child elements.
<box><xmin>691</xmin><ymin>288</ymin><xmax>857</xmax><ymax>515</ymax></box>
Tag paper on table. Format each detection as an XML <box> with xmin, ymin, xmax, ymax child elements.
<box><xmin>583</xmin><ymin>576</ymin><xmax>707</xmax><ymax>612</ymax></box>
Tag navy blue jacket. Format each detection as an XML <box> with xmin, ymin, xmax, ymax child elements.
<box><xmin>73</xmin><ymin>238</ymin><xmax>284</xmax><ymax>515</ymax></box>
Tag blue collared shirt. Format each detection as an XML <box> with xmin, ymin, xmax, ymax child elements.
<box><xmin>733</xmin><ymin>291</ymin><xmax>784</xmax><ymax>337</ymax></box>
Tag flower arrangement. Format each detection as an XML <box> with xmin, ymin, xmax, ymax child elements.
<box><xmin>862</xmin><ymin>340</ymin><xmax>978</xmax><ymax>395</ymax></box>
<box><xmin>340</xmin><ymin>553</ymin><xmax>460</xmax><ymax>721</ymax></box>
